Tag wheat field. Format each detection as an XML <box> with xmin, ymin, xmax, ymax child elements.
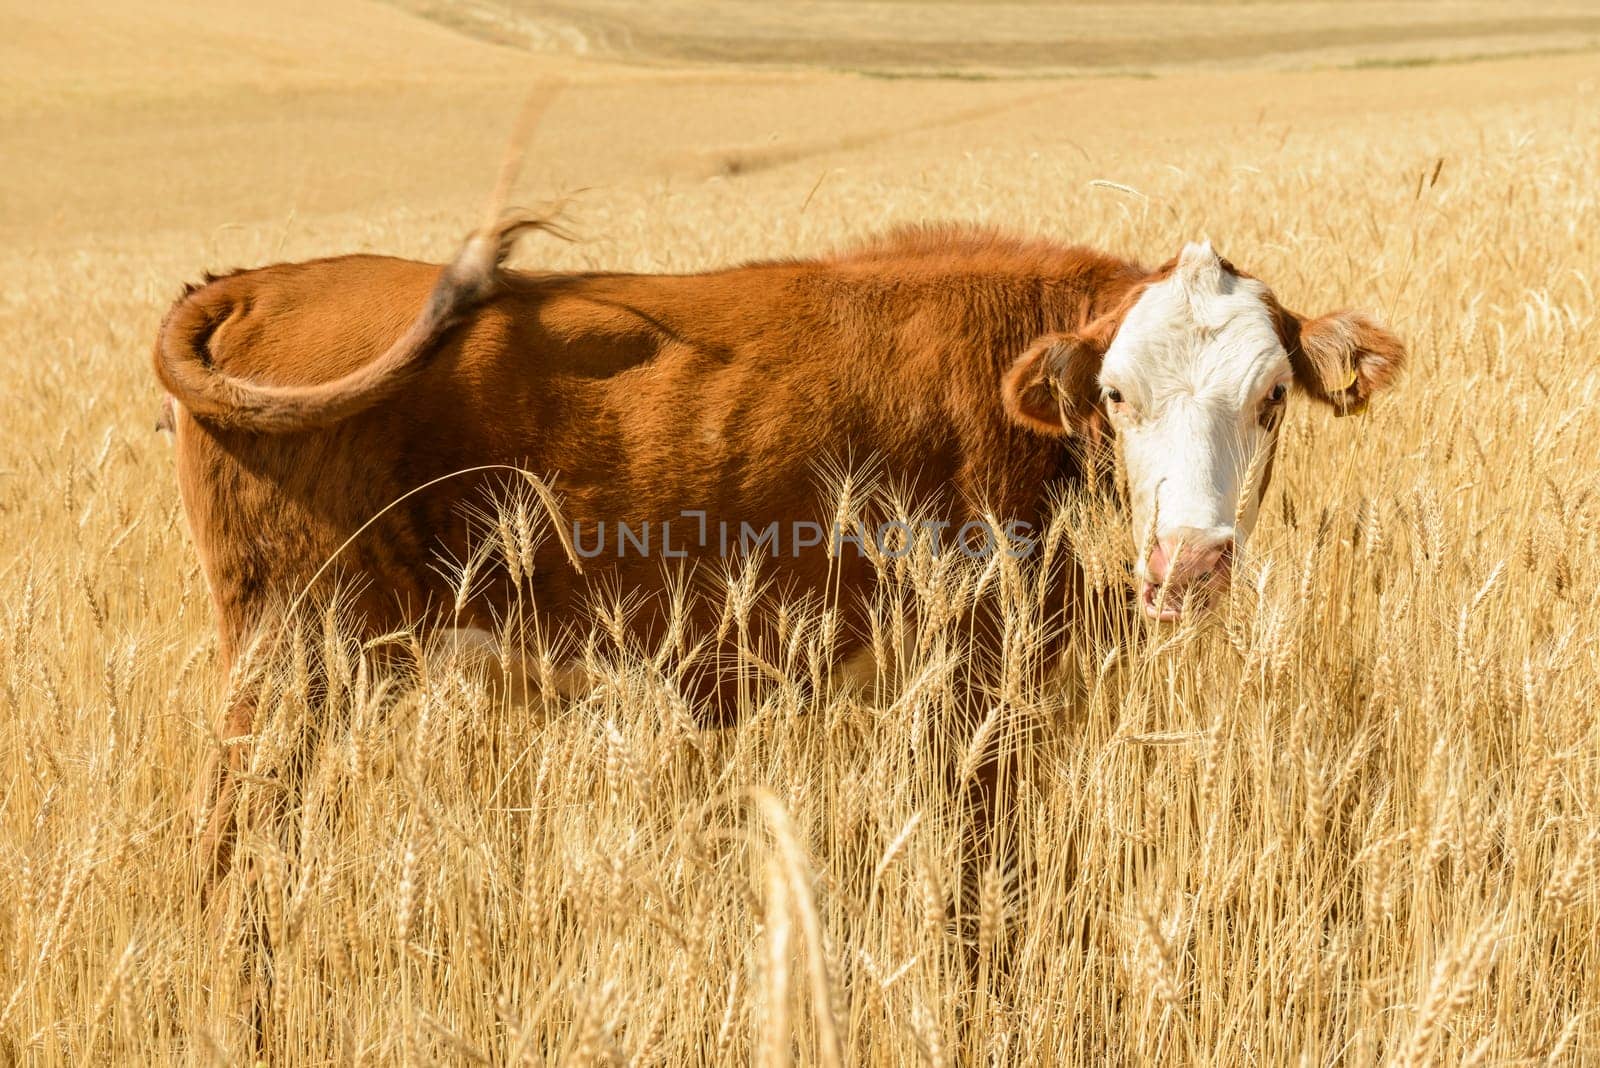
<box><xmin>3</xmin><ymin>2</ymin><xmax>1600</xmax><ymax>1064</ymax></box>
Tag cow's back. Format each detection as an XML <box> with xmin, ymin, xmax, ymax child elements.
<box><xmin>167</xmin><ymin>234</ymin><xmax>1125</xmax><ymax>660</ymax></box>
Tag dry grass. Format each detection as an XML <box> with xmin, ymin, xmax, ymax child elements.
<box><xmin>3</xmin><ymin>2</ymin><xmax>1600</xmax><ymax>1064</ymax></box>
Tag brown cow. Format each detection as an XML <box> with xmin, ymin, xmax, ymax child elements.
<box><xmin>155</xmin><ymin>216</ymin><xmax>1403</xmax><ymax>872</ymax></box>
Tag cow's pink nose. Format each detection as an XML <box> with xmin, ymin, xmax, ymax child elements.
<box><xmin>1143</xmin><ymin>532</ymin><xmax>1234</xmax><ymax>619</ymax></box>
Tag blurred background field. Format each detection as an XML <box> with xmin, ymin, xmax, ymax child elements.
<box><xmin>394</xmin><ymin>0</ymin><xmax>1600</xmax><ymax>75</ymax></box>
<box><xmin>1</xmin><ymin>2</ymin><xmax>1598</xmax><ymax>1064</ymax></box>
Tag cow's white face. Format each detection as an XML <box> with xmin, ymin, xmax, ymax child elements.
<box><xmin>1099</xmin><ymin>242</ymin><xmax>1288</xmax><ymax>618</ymax></box>
<box><xmin>1000</xmin><ymin>239</ymin><xmax>1405</xmax><ymax>622</ymax></box>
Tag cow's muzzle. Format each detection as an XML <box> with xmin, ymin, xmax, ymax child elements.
<box><xmin>1141</xmin><ymin>531</ymin><xmax>1234</xmax><ymax>621</ymax></box>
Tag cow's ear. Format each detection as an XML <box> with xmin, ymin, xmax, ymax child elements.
<box><xmin>1289</xmin><ymin>311</ymin><xmax>1406</xmax><ymax>417</ymax></box>
<box><xmin>1001</xmin><ymin>332</ymin><xmax>1105</xmax><ymax>436</ymax></box>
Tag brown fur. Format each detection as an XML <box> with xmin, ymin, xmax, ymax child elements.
<box><xmin>156</xmin><ymin>222</ymin><xmax>1152</xmax><ymax>665</ymax></box>
<box><xmin>154</xmin><ymin>220</ymin><xmax>1403</xmax><ymax>877</ymax></box>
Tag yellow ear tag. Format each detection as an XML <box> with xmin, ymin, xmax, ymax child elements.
<box><xmin>1339</xmin><ymin>367</ymin><xmax>1365</xmax><ymax>414</ymax></box>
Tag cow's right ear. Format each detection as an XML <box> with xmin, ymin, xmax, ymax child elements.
<box><xmin>1001</xmin><ymin>332</ymin><xmax>1104</xmax><ymax>436</ymax></box>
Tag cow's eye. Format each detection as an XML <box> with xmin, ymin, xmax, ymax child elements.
<box><xmin>1267</xmin><ymin>382</ymin><xmax>1288</xmax><ymax>404</ymax></box>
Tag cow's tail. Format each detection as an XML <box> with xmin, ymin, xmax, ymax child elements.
<box><xmin>153</xmin><ymin>216</ymin><xmax>556</xmax><ymax>435</ymax></box>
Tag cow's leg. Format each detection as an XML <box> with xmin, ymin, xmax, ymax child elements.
<box><xmin>183</xmin><ymin>636</ymin><xmax>275</xmax><ymax>1057</ymax></box>
<box><xmin>956</xmin><ymin>735</ymin><xmax>1038</xmax><ymax>1059</ymax></box>
<box><xmin>193</xmin><ymin>688</ymin><xmax>259</xmax><ymax>891</ymax></box>
<box><xmin>189</xmin><ymin>611</ymin><xmax>285</xmax><ymax>896</ymax></box>
<box><xmin>192</xmin><ymin>622</ymin><xmax>575</xmax><ymax>890</ymax></box>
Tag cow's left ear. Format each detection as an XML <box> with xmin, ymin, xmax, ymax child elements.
<box><xmin>1289</xmin><ymin>311</ymin><xmax>1406</xmax><ymax>417</ymax></box>
<box><xmin>1001</xmin><ymin>332</ymin><xmax>1105</xmax><ymax>437</ymax></box>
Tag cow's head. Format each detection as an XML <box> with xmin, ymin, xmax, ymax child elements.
<box><xmin>1002</xmin><ymin>241</ymin><xmax>1404</xmax><ymax>619</ymax></box>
